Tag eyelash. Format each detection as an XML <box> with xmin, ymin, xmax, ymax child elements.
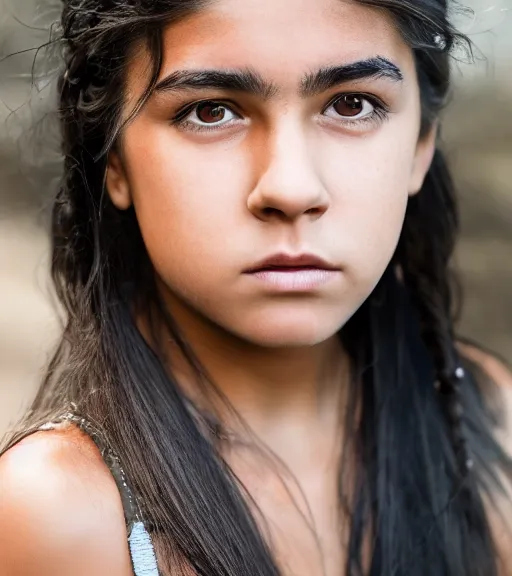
<box><xmin>170</xmin><ymin>93</ymin><xmax>390</xmax><ymax>134</ymax></box>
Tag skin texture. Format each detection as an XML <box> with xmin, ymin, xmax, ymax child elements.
<box><xmin>107</xmin><ymin>0</ymin><xmax>436</xmax><ymax>443</ymax></box>
<box><xmin>110</xmin><ymin>0</ymin><xmax>434</xmax><ymax>350</ymax></box>
<box><xmin>0</xmin><ymin>0</ymin><xmax>510</xmax><ymax>575</ymax></box>
<box><xmin>0</xmin><ymin>427</ymin><xmax>133</xmax><ymax>576</ymax></box>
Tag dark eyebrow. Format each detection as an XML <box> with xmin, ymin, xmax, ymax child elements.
<box><xmin>154</xmin><ymin>68</ymin><xmax>278</xmax><ymax>99</ymax></box>
<box><xmin>153</xmin><ymin>56</ymin><xmax>403</xmax><ymax>99</ymax></box>
<box><xmin>300</xmin><ymin>56</ymin><xmax>403</xmax><ymax>97</ymax></box>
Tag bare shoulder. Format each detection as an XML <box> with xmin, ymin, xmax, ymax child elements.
<box><xmin>0</xmin><ymin>425</ymin><xmax>133</xmax><ymax>576</ymax></box>
<box><xmin>457</xmin><ymin>341</ymin><xmax>512</xmax><ymax>443</ymax></box>
<box><xmin>458</xmin><ymin>341</ymin><xmax>512</xmax><ymax>389</ymax></box>
<box><xmin>457</xmin><ymin>342</ymin><xmax>512</xmax><ymax>575</ymax></box>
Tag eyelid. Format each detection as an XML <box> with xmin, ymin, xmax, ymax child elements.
<box><xmin>322</xmin><ymin>91</ymin><xmax>390</xmax><ymax>114</ymax></box>
<box><xmin>172</xmin><ymin>98</ymin><xmax>243</xmax><ymax>122</ymax></box>
<box><xmin>171</xmin><ymin>91</ymin><xmax>391</xmax><ymax>133</ymax></box>
<box><xmin>171</xmin><ymin>90</ymin><xmax>389</xmax><ymax>120</ymax></box>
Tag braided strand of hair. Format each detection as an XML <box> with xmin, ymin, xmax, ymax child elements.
<box><xmin>397</xmin><ymin>148</ymin><xmax>474</xmax><ymax>479</ymax></box>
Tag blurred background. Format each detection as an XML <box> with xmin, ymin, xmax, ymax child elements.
<box><xmin>0</xmin><ymin>0</ymin><xmax>511</xmax><ymax>436</ymax></box>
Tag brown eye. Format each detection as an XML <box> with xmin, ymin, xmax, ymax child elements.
<box><xmin>332</xmin><ymin>94</ymin><xmax>366</xmax><ymax>117</ymax></box>
<box><xmin>173</xmin><ymin>100</ymin><xmax>244</xmax><ymax>133</ymax></box>
<box><xmin>323</xmin><ymin>93</ymin><xmax>383</xmax><ymax>126</ymax></box>
<box><xmin>196</xmin><ymin>101</ymin><xmax>228</xmax><ymax>123</ymax></box>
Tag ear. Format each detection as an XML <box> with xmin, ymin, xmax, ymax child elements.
<box><xmin>106</xmin><ymin>150</ymin><xmax>132</xmax><ymax>210</ymax></box>
<box><xmin>408</xmin><ymin>123</ymin><xmax>437</xmax><ymax>196</ymax></box>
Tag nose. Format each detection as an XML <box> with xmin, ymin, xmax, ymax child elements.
<box><xmin>247</xmin><ymin>122</ymin><xmax>330</xmax><ymax>222</ymax></box>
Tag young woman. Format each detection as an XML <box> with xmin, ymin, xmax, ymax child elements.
<box><xmin>1</xmin><ymin>0</ymin><xmax>511</xmax><ymax>574</ymax></box>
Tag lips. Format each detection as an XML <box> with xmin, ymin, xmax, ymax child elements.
<box><xmin>243</xmin><ymin>253</ymin><xmax>340</xmax><ymax>291</ymax></box>
<box><xmin>244</xmin><ymin>253</ymin><xmax>338</xmax><ymax>274</ymax></box>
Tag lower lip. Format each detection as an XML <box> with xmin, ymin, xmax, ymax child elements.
<box><xmin>247</xmin><ymin>268</ymin><xmax>338</xmax><ymax>291</ymax></box>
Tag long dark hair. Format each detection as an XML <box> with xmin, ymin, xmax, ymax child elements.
<box><xmin>3</xmin><ymin>0</ymin><xmax>512</xmax><ymax>575</ymax></box>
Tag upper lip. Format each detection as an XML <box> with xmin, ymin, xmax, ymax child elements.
<box><xmin>245</xmin><ymin>253</ymin><xmax>339</xmax><ymax>273</ymax></box>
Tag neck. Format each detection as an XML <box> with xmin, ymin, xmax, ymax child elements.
<box><xmin>146</xmin><ymin>295</ymin><xmax>348</xmax><ymax>464</ymax></box>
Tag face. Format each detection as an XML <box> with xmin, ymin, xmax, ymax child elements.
<box><xmin>107</xmin><ymin>0</ymin><xmax>436</xmax><ymax>348</ymax></box>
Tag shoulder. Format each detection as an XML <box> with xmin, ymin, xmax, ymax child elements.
<box><xmin>458</xmin><ymin>341</ymin><xmax>512</xmax><ymax>390</ymax></box>
<box><xmin>457</xmin><ymin>341</ymin><xmax>512</xmax><ymax>442</ymax></box>
<box><xmin>0</xmin><ymin>425</ymin><xmax>133</xmax><ymax>576</ymax></box>
<box><xmin>457</xmin><ymin>340</ymin><xmax>512</xmax><ymax>459</ymax></box>
<box><xmin>457</xmin><ymin>342</ymin><xmax>512</xmax><ymax>575</ymax></box>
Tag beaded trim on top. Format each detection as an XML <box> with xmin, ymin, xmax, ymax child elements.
<box><xmin>38</xmin><ymin>413</ymin><xmax>160</xmax><ymax>576</ymax></box>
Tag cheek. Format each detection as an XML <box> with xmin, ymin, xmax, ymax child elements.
<box><xmin>122</xmin><ymin>123</ymin><xmax>251</xmax><ymax>283</ymax></box>
<box><xmin>318</xmin><ymin>124</ymin><xmax>416</xmax><ymax>283</ymax></box>
<box><xmin>120</xmin><ymin>111</ymin><xmax>419</xmax><ymax>346</ymax></box>
<box><xmin>125</xmin><ymin>117</ymin><xmax>416</xmax><ymax>286</ymax></box>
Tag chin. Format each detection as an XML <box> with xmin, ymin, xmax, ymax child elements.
<box><xmin>231</xmin><ymin>310</ymin><xmax>346</xmax><ymax>349</ymax></box>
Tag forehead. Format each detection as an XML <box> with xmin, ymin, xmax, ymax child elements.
<box><xmin>124</xmin><ymin>0</ymin><xmax>418</xmax><ymax>105</ymax></box>
<box><xmin>157</xmin><ymin>0</ymin><xmax>413</xmax><ymax>81</ymax></box>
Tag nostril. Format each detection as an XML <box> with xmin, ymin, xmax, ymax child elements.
<box><xmin>262</xmin><ymin>207</ymin><xmax>282</xmax><ymax>217</ymax></box>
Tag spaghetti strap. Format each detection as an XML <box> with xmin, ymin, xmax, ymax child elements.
<box><xmin>37</xmin><ymin>413</ymin><xmax>160</xmax><ymax>576</ymax></box>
